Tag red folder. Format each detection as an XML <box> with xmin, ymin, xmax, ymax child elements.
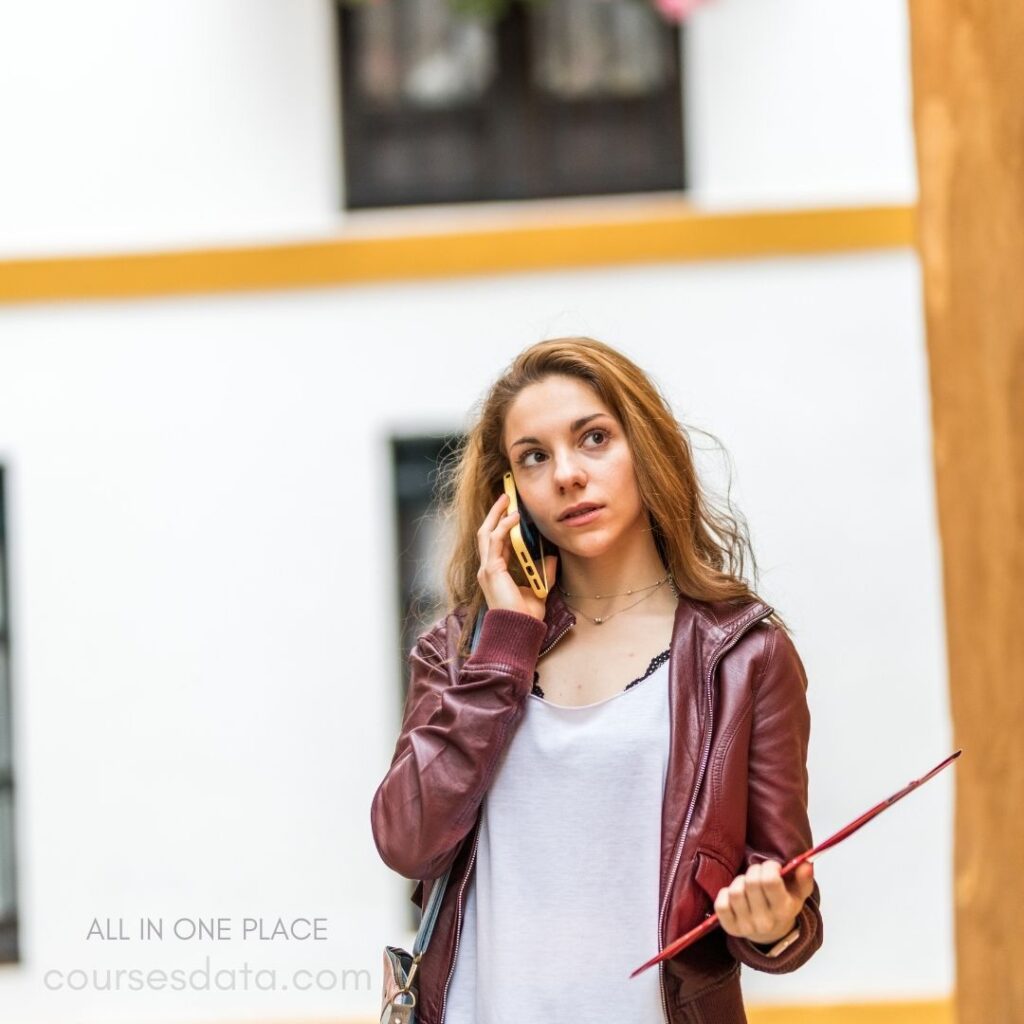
<box><xmin>631</xmin><ymin>748</ymin><xmax>962</xmax><ymax>977</ymax></box>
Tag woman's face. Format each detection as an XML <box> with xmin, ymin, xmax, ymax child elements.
<box><xmin>501</xmin><ymin>375</ymin><xmax>647</xmax><ymax>559</ymax></box>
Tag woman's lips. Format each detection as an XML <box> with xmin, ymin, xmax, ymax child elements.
<box><xmin>560</xmin><ymin>506</ymin><xmax>603</xmax><ymax>526</ymax></box>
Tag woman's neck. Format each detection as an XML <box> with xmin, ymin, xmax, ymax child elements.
<box><xmin>555</xmin><ymin>529</ymin><xmax>669</xmax><ymax>599</ymax></box>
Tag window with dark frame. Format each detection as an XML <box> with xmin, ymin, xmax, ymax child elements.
<box><xmin>391</xmin><ymin>435</ymin><xmax>462</xmax><ymax>925</ymax></box>
<box><xmin>0</xmin><ymin>468</ymin><xmax>19</xmax><ymax>963</ymax></box>
<box><xmin>338</xmin><ymin>0</ymin><xmax>685</xmax><ymax>208</ymax></box>
<box><xmin>392</xmin><ymin>435</ymin><xmax>462</xmax><ymax>690</ymax></box>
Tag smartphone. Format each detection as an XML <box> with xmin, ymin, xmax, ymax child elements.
<box><xmin>502</xmin><ymin>471</ymin><xmax>549</xmax><ymax>599</ymax></box>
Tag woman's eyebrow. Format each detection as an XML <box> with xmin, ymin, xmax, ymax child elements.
<box><xmin>510</xmin><ymin>413</ymin><xmax>610</xmax><ymax>449</ymax></box>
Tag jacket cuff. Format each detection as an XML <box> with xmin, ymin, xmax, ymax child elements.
<box><xmin>725</xmin><ymin>888</ymin><xmax>822</xmax><ymax>974</ymax></box>
<box><xmin>465</xmin><ymin>608</ymin><xmax>549</xmax><ymax>688</ymax></box>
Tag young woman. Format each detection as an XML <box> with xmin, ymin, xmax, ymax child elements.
<box><xmin>372</xmin><ymin>337</ymin><xmax>822</xmax><ymax>1024</ymax></box>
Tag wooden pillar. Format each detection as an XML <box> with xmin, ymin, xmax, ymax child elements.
<box><xmin>906</xmin><ymin>3</ymin><xmax>1024</xmax><ymax>1021</ymax></box>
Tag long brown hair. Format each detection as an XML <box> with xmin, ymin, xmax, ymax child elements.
<box><xmin>435</xmin><ymin>336</ymin><xmax>786</xmax><ymax>657</ymax></box>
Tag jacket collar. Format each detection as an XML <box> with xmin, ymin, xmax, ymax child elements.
<box><xmin>540</xmin><ymin>578</ymin><xmax>771</xmax><ymax>657</ymax></box>
<box><xmin>539</xmin><ymin>584</ymin><xmax>576</xmax><ymax>654</ymax></box>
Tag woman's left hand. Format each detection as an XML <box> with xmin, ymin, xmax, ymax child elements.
<box><xmin>714</xmin><ymin>860</ymin><xmax>814</xmax><ymax>946</ymax></box>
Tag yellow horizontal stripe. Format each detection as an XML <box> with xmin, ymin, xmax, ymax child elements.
<box><xmin>303</xmin><ymin>1000</ymin><xmax>954</xmax><ymax>1024</ymax></box>
<box><xmin>747</xmin><ymin>998</ymin><xmax>954</xmax><ymax>1024</ymax></box>
<box><xmin>0</xmin><ymin>203</ymin><xmax>914</xmax><ymax>305</ymax></box>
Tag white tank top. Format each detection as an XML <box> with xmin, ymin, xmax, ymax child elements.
<box><xmin>443</xmin><ymin>651</ymin><xmax>672</xmax><ymax>1023</ymax></box>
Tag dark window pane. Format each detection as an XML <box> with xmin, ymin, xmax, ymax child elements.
<box><xmin>392</xmin><ymin>435</ymin><xmax>462</xmax><ymax>672</ymax></box>
<box><xmin>391</xmin><ymin>436</ymin><xmax>462</xmax><ymax>929</ymax></box>
<box><xmin>0</xmin><ymin>467</ymin><xmax>17</xmax><ymax>964</ymax></box>
<box><xmin>0</xmin><ymin>650</ymin><xmax>9</xmax><ymax>776</ymax></box>
<box><xmin>351</xmin><ymin>0</ymin><xmax>496</xmax><ymax>108</ymax></box>
<box><xmin>339</xmin><ymin>0</ymin><xmax>684</xmax><ymax>207</ymax></box>
<box><xmin>0</xmin><ymin>789</ymin><xmax>14</xmax><ymax>921</ymax></box>
<box><xmin>529</xmin><ymin>0</ymin><xmax>673</xmax><ymax>99</ymax></box>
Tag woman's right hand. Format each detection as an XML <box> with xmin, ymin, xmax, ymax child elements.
<box><xmin>476</xmin><ymin>492</ymin><xmax>558</xmax><ymax>622</ymax></box>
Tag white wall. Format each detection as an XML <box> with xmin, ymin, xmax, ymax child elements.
<box><xmin>0</xmin><ymin>250</ymin><xmax>952</xmax><ymax>1020</ymax></box>
<box><xmin>0</xmin><ymin>0</ymin><xmax>916</xmax><ymax>257</ymax></box>
<box><xmin>686</xmin><ymin>0</ymin><xmax>918</xmax><ymax>209</ymax></box>
<box><xmin>0</xmin><ymin>0</ymin><xmax>342</xmax><ymax>255</ymax></box>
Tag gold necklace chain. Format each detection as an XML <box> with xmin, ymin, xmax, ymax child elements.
<box><xmin>557</xmin><ymin>571</ymin><xmax>672</xmax><ymax>600</ymax></box>
<box><xmin>561</xmin><ymin>577</ymin><xmax>670</xmax><ymax>626</ymax></box>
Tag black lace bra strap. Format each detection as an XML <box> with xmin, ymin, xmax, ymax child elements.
<box><xmin>532</xmin><ymin>647</ymin><xmax>671</xmax><ymax>700</ymax></box>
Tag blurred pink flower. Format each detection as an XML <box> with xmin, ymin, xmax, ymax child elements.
<box><xmin>653</xmin><ymin>0</ymin><xmax>706</xmax><ymax>22</ymax></box>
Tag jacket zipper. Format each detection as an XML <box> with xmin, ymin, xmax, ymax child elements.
<box><xmin>538</xmin><ymin>620</ymin><xmax>573</xmax><ymax>660</ymax></box>
<box><xmin>656</xmin><ymin>608</ymin><xmax>772</xmax><ymax>1022</ymax></box>
<box><xmin>438</xmin><ymin>819</ymin><xmax>481</xmax><ymax>1024</ymax></box>
<box><xmin>438</xmin><ymin>620</ymin><xmax>572</xmax><ymax>1024</ymax></box>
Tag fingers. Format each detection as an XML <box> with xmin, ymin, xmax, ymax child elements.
<box><xmin>721</xmin><ymin>864</ymin><xmax>779</xmax><ymax>937</ymax></box>
<box><xmin>743</xmin><ymin>862</ymin><xmax>785</xmax><ymax>934</ymax></box>
<box><xmin>477</xmin><ymin>493</ymin><xmax>510</xmax><ymax>547</ymax></box>
<box><xmin>475</xmin><ymin>493</ymin><xmax>557</xmax><ymax>617</ymax></box>
<box><xmin>487</xmin><ymin>503</ymin><xmax>519</xmax><ymax>563</ymax></box>
<box><xmin>476</xmin><ymin>495</ymin><xmax>524</xmax><ymax>611</ymax></box>
<box><xmin>476</xmin><ymin>494</ymin><xmax>518</xmax><ymax>567</ymax></box>
<box><xmin>788</xmin><ymin>861</ymin><xmax>815</xmax><ymax>901</ymax></box>
<box><xmin>714</xmin><ymin>884</ymin><xmax>739</xmax><ymax>934</ymax></box>
<box><xmin>714</xmin><ymin>860</ymin><xmax>806</xmax><ymax>941</ymax></box>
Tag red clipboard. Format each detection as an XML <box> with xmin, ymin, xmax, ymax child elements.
<box><xmin>630</xmin><ymin>748</ymin><xmax>962</xmax><ymax>977</ymax></box>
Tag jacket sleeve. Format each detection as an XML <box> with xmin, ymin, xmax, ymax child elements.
<box><xmin>370</xmin><ymin>608</ymin><xmax>548</xmax><ymax>881</ymax></box>
<box><xmin>724</xmin><ymin>623</ymin><xmax>824</xmax><ymax>974</ymax></box>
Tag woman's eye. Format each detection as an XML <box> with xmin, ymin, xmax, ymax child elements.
<box><xmin>517</xmin><ymin>430</ymin><xmax>609</xmax><ymax>467</ymax></box>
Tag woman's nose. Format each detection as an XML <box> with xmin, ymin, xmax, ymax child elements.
<box><xmin>552</xmin><ymin>455</ymin><xmax>587</xmax><ymax>491</ymax></box>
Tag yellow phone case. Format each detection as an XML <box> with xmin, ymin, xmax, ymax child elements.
<box><xmin>503</xmin><ymin>471</ymin><xmax>549</xmax><ymax>599</ymax></box>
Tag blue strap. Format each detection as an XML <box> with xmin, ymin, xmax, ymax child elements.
<box><xmin>469</xmin><ymin>603</ymin><xmax>485</xmax><ymax>652</ymax></box>
<box><xmin>411</xmin><ymin>860</ymin><xmax>452</xmax><ymax>957</ymax></box>
<box><xmin>410</xmin><ymin>606</ymin><xmax>484</xmax><ymax>956</ymax></box>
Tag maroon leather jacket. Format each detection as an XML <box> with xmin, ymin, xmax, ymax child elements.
<box><xmin>371</xmin><ymin>587</ymin><xmax>823</xmax><ymax>1023</ymax></box>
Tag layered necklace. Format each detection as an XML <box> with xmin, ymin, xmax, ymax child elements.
<box><xmin>557</xmin><ymin>572</ymin><xmax>677</xmax><ymax>625</ymax></box>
